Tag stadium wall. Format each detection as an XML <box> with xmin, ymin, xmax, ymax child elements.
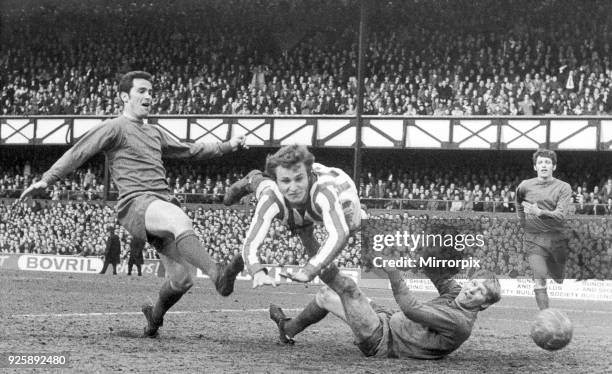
<box><xmin>2</xmin><ymin>115</ymin><xmax>612</xmax><ymax>150</ymax></box>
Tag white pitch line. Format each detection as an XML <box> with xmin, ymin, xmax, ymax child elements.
<box><xmin>10</xmin><ymin>308</ymin><xmax>304</xmax><ymax>319</ymax></box>
<box><xmin>8</xmin><ymin>311</ymin><xmax>612</xmax><ymax>332</ymax></box>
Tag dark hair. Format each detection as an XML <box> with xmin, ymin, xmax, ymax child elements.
<box><xmin>532</xmin><ymin>149</ymin><xmax>557</xmax><ymax>166</ymax></box>
<box><xmin>265</xmin><ymin>145</ymin><xmax>315</xmax><ymax>178</ymax></box>
<box><xmin>471</xmin><ymin>269</ymin><xmax>501</xmax><ymax>305</ymax></box>
<box><xmin>118</xmin><ymin>71</ymin><xmax>153</xmax><ymax>94</ymax></box>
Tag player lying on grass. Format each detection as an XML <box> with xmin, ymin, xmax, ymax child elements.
<box><xmin>19</xmin><ymin>70</ymin><xmax>246</xmax><ymax>338</ymax></box>
<box><xmin>516</xmin><ymin>149</ymin><xmax>572</xmax><ymax>310</ymax></box>
<box><xmin>269</xmin><ymin>264</ymin><xmax>501</xmax><ymax>359</ymax></box>
<box><xmin>223</xmin><ymin>144</ymin><xmax>366</xmax><ymax>285</ymax></box>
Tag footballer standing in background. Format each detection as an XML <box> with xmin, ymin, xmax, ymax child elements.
<box><xmin>516</xmin><ymin>149</ymin><xmax>572</xmax><ymax>310</ymax></box>
<box><xmin>19</xmin><ymin>70</ymin><xmax>247</xmax><ymax>337</ymax></box>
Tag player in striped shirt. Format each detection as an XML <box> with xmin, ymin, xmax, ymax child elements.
<box><xmin>224</xmin><ymin>145</ymin><xmax>367</xmax><ymax>342</ymax></box>
<box><xmin>225</xmin><ymin>144</ymin><xmax>364</xmax><ymax>285</ymax></box>
<box><xmin>516</xmin><ymin>149</ymin><xmax>572</xmax><ymax>310</ymax></box>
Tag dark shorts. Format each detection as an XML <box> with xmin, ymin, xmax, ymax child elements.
<box><xmin>116</xmin><ymin>193</ymin><xmax>181</xmax><ymax>251</ymax></box>
<box><xmin>356</xmin><ymin>302</ymin><xmax>393</xmax><ymax>358</ymax></box>
<box><xmin>524</xmin><ymin>232</ymin><xmax>568</xmax><ymax>280</ymax></box>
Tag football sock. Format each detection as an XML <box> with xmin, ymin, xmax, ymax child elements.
<box><xmin>152</xmin><ymin>280</ymin><xmax>190</xmax><ymax>323</ymax></box>
<box><xmin>284</xmin><ymin>299</ymin><xmax>328</xmax><ymax>338</ymax></box>
<box><xmin>534</xmin><ymin>288</ymin><xmax>549</xmax><ymax>310</ymax></box>
<box><xmin>175</xmin><ymin>230</ymin><xmax>218</xmax><ymax>280</ymax></box>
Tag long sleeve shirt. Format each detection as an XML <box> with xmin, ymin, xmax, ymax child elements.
<box><xmin>42</xmin><ymin>115</ymin><xmax>232</xmax><ymax>205</ymax></box>
<box><xmin>515</xmin><ymin>177</ymin><xmax>572</xmax><ymax>233</ymax></box>
<box><xmin>386</xmin><ymin>271</ymin><xmax>477</xmax><ymax>359</ymax></box>
<box><xmin>242</xmin><ymin>163</ymin><xmax>353</xmax><ymax>275</ymax></box>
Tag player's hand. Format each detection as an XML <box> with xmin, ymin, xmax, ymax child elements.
<box><xmin>228</xmin><ymin>135</ymin><xmax>247</xmax><ymax>151</ymax></box>
<box><xmin>252</xmin><ymin>270</ymin><xmax>277</xmax><ymax>288</ymax></box>
<box><xmin>521</xmin><ymin>201</ymin><xmax>542</xmax><ymax>216</ymax></box>
<box><xmin>280</xmin><ymin>267</ymin><xmax>316</xmax><ymax>283</ymax></box>
<box><xmin>19</xmin><ymin>181</ymin><xmax>48</xmax><ymax>201</ymax></box>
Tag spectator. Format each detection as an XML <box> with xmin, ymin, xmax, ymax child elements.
<box><xmin>99</xmin><ymin>226</ymin><xmax>121</xmax><ymax>275</ymax></box>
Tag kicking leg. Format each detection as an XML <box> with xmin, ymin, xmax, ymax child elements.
<box><xmin>145</xmin><ymin>200</ymin><xmax>243</xmax><ymax>296</ymax></box>
<box><xmin>223</xmin><ymin>170</ymin><xmax>267</xmax><ymax>206</ymax></box>
<box><xmin>142</xmin><ymin>239</ymin><xmax>193</xmax><ymax>337</ymax></box>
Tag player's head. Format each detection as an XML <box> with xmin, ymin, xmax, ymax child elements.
<box><xmin>532</xmin><ymin>149</ymin><xmax>557</xmax><ymax>180</ymax></box>
<box><xmin>119</xmin><ymin>71</ymin><xmax>153</xmax><ymax>120</ymax></box>
<box><xmin>265</xmin><ymin>145</ymin><xmax>315</xmax><ymax>205</ymax></box>
<box><xmin>455</xmin><ymin>269</ymin><xmax>501</xmax><ymax>311</ymax></box>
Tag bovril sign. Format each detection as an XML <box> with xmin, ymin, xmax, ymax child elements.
<box><xmin>18</xmin><ymin>255</ymin><xmax>103</xmax><ymax>273</ymax></box>
<box><xmin>16</xmin><ymin>255</ymin><xmax>162</xmax><ymax>276</ymax></box>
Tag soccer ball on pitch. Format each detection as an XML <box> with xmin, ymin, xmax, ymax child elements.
<box><xmin>530</xmin><ymin>308</ymin><xmax>573</xmax><ymax>351</ymax></box>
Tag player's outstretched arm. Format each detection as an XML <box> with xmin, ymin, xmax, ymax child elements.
<box><xmin>21</xmin><ymin>121</ymin><xmax>121</xmax><ymax>201</ymax></box>
<box><xmin>242</xmin><ymin>190</ymin><xmax>281</xmax><ymax>288</ymax></box>
<box><xmin>385</xmin><ymin>267</ymin><xmax>457</xmax><ymax>333</ymax></box>
<box><xmin>228</xmin><ymin>135</ymin><xmax>247</xmax><ymax>151</ymax></box>
<box><xmin>160</xmin><ymin>129</ymin><xmax>247</xmax><ymax>160</ymax></box>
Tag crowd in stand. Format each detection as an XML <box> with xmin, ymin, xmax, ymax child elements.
<box><xmin>1</xmin><ymin>200</ymin><xmax>610</xmax><ymax>279</ymax></box>
<box><xmin>3</xmin><ymin>166</ymin><xmax>612</xmax><ymax>214</ymax></box>
<box><xmin>0</xmin><ymin>200</ymin><xmax>361</xmax><ymax>268</ymax></box>
<box><xmin>2</xmin><ymin>149</ymin><xmax>612</xmax><ymax>214</ymax></box>
<box><xmin>3</xmin><ymin>0</ymin><xmax>612</xmax><ymax>117</ymax></box>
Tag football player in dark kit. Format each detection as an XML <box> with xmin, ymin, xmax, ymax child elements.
<box><xmin>20</xmin><ymin>71</ymin><xmax>247</xmax><ymax>337</ymax></box>
<box><xmin>516</xmin><ymin>149</ymin><xmax>572</xmax><ymax>310</ymax></box>
<box><xmin>269</xmin><ymin>265</ymin><xmax>501</xmax><ymax>359</ymax></box>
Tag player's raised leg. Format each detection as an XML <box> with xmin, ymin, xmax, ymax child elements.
<box><xmin>142</xmin><ymin>239</ymin><xmax>193</xmax><ymax>337</ymax></box>
<box><xmin>145</xmin><ymin>200</ymin><xmax>243</xmax><ymax>296</ymax></box>
<box><xmin>223</xmin><ymin>169</ymin><xmax>267</xmax><ymax>205</ymax></box>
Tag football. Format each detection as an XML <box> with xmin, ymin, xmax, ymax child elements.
<box><xmin>530</xmin><ymin>308</ymin><xmax>573</xmax><ymax>351</ymax></box>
